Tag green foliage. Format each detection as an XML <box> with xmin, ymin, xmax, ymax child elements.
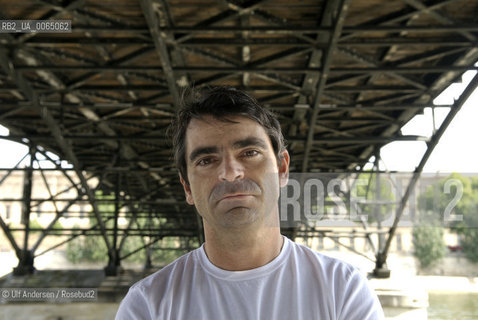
<box><xmin>28</xmin><ymin>219</ymin><xmax>63</xmax><ymax>232</ymax></box>
<box><xmin>459</xmin><ymin>229</ymin><xmax>478</xmax><ymax>262</ymax></box>
<box><xmin>354</xmin><ymin>172</ymin><xmax>396</xmax><ymax>223</ymax></box>
<box><xmin>66</xmin><ymin>235</ymin><xmax>108</xmax><ymax>263</ymax></box>
<box><xmin>150</xmin><ymin>237</ymin><xmax>199</xmax><ymax>265</ymax></box>
<box><xmin>418</xmin><ymin>173</ymin><xmax>472</xmax><ymax>223</ymax></box>
<box><xmin>65</xmin><ymin>190</ymin><xmax>200</xmax><ymax>265</ymax></box>
<box><xmin>120</xmin><ymin>236</ymin><xmax>194</xmax><ymax>265</ymax></box>
<box><xmin>412</xmin><ymin>226</ymin><xmax>445</xmax><ymax>268</ymax></box>
<box><xmin>418</xmin><ymin>173</ymin><xmax>478</xmax><ymax>263</ymax></box>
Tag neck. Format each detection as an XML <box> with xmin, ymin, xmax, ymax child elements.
<box><xmin>203</xmin><ymin>226</ymin><xmax>284</xmax><ymax>271</ymax></box>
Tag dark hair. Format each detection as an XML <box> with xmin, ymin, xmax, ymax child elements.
<box><xmin>169</xmin><ymin>86</ymin><xmax>286</xmax><ymax>183</ymax></box>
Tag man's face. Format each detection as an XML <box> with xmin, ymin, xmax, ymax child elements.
<box><xmin>180</xmin><ymin>115</ymin><xmax>289</xmax><ymax>232</ymax></box>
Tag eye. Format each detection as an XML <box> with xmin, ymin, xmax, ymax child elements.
<box><xmin>243</xmin><ymin>150</ymin><xmax>259</xmax><ymax>157</ymax></box>
<box><xmin>196</xmin><ymin>157</ymin><xmax>214</xmax><ymax>166</ymax></box>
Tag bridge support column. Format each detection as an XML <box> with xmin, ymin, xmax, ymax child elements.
<box><xmin>13</xmin><ymin>250</ymin><xmax>35</xmax><ymax>276</ymax></box>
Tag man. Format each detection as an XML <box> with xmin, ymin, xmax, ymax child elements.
<box><xmin>116</xmin><ymin>86</ymin><xmax>384</xmax><ymax>319</ymax></box>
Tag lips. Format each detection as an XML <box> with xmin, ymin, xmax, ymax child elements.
<box><xmin>209</xmin><ymin>179</ymin><xmax>262</xmax><ymax>203</ymax></box>
<box><xmin>219</xmin><ymin>194</ymin><xmax>253</xmax><ymax>202</ymax></box>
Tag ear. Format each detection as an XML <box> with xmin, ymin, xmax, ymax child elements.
<box><xmin>179</xmin><ymin>173</ymin><xmax>195</xmax><ymax>205</ymax></box>
<box><xmin>278</xmin><ymin>150</ymin><xmax>290</xmax><ymax>187</ymax></box>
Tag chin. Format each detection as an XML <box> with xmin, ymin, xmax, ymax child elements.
<box><xmin>219</xmin><ymin>207</ymin><xmax>259</xmax><ymax>228</ymax></box>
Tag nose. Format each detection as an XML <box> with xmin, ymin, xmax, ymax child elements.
<box><xmin>218</xmin><ymin>154</ymin><xmax>244</xmax><ymax>182</ymax></box>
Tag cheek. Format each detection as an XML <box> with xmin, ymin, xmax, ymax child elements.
<box><xmin>189</xmin><ymin>179</ymin><xmax>211</xmax><ymax>205</ymax></box>
<box><xmin>260</xmin><ymin>173</ymin><xmax>281</xmax><ymax>197</ymax></box>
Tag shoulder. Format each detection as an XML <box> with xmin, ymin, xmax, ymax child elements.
<box><xmin>287</xmin><ymin>239</ymin><xmax>357</xmax><ymax>280</ymax></box>
<box><xmin>286</xmin><ymin>240</ymin><xmax>384</xmax><ymax>319</ymax></box>
<box><xmin>115</xmin><ymin>249</ymin><xmax>200</xmax><ymax>320</ymax></box>
<box><xmin>132</xmin><ymin>248</ymin><xmax>199</xmax><ymax>293</ymax></box>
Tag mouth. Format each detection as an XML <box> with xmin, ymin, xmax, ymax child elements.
<box><xmin>219</xmin><ymin>194</ymin><xmax>253</xmax><ymax>202</ymax></box>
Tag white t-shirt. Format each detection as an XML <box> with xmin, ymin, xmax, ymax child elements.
<box><xmin>116</xmin><ymin>237</ymin><xmax>384</xmax><ymax>320</ymax></box>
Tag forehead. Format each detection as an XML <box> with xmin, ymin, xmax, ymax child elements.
<box><xmin>184</xmin><ymin>115</ymin><xmax>271</xmax><ymax>153</ymax></box>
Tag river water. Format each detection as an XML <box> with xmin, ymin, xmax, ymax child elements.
<box><xmin>428</xmin><ymin>292</ymin><xmax>478</xmax><ymax>320</ymax></box>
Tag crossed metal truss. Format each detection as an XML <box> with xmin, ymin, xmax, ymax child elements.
<box><xmin>0</xmin><ymin>0</ymin><xmax>477</xmax><ymax>276</ymax></box>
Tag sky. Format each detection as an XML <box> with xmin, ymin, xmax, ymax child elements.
<box><xmin>0</xmin><ymin>69</ymin><xmax>477</xmax><ymax>174</ymax></box>
<box><xmin>380</xmin><ymin>69</ymin><xmax>478</xmax><ymax>173</ymax></box>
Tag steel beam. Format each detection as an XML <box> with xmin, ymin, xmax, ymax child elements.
<box><xmin>15</xmin><ymin>42</ymin><xmax>167</xmax><ymax>201</ymax></box>
<box><xmin>66</xmin><ymin>24</ymin><xmax>478</xmax><ymax>34</ymax></box>
<box><xmin>140</xmin><ymin>0</ymin><xmax>180</xmax><ymax>107</ymax></box>
<box><xmin>159</xmin><ymin>25</ymin><xmax>478</xmax><ymax>33</ymax></box>
<box><xmin>402</xmin><ymin>0</ymin><xmax>477</xmax><ymax>42</ymax></box>
<box><xmin>339</xmin><ymin>0</ymin><xmax>462</xmax><ymax>41</ymax></box>
<box><xmin>105</xmin><ymin>174</ymin><xmax>122</xmax><ymax>276</ymax></box>
<box><xmin>10</xmin><ymin>37</ymin><xmax>476</xmax><ymax>47</ymax></box>
<box><xmin>16</xmin><ymin>65</ymin><xmax>478</xmax><ymax>73</ymax></box>
<box><xmin>0</xmin><ymin>44</ymin><xmax>116</xmax><ymax>272</ymax></box>
<box><xmin>373</xmin><ymin>72</ymin><xmax>478</xmax><ymax>278</ymax></box>
<box><xmin>289</xmin><ymin>135</ymin><xmax>428</xmax><ymax>144</ymax></box>
<box><xmin>302</xmin><ymin>0</ymin><xmax>350</xmax><ymax>172</ymax></box>
<box><xmin>0</xmin><ymin>102</ymin><xmax>453</xmax><ymax>111</ymax></box>
<box><xmin>66</xmin><ymin>47</ymin><xmax>154</xmax><ymax>90</ymax></box>
<box><xmin>0</xmin><ymin>215</ymin><xmax>21</xmax><ymax>256</ymax></box>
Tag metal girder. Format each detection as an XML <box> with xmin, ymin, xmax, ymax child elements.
<box><xmin>66</xmin><ymin>47</ymin><xmax>154</xmax><ymax>90</ymax></box>
<box><xmin>0</xmin><ymin>216</ymin><xmax>21</xmax><ymax>255</ymax></box>
<box><xmin>157</xmin><ymin>0</ymin><xmax>191</xmax><ymax>90</ymax></box>
<box><xmin>190</xmin><ymin>47</ymin><xmax>311</xmax><ymax>93</ymax></box>
<box><xmin>0</xmin><ymin>133</ymin><xmax>433</xmax><ymax>144</ymax></box>
<box><xmin>392</xmin><ymin>47</ymin><xmax>467</xmax><ymax>66</ymax></box>
<box><xmin>140</xmin><ymin>0</ymin><xmax>180</xmax><ymax>106</ymax></box>
<box><xmin>302</xmin><ymin>0</ymin><xmax>350</xmax><ymax>172</ymax></box>
<box><xmin>14</xmin><ymin>44</ymin><xmax>166</xmax><ymax>197</ymax></box>
<box><xmin>326</xmin><ymin>85</ymin><xmax>420</xmax><ymax>92</ymax></box>
<box><xmin>0</xmin><ymin>44</ymin><xmax>115</xmax><ymax>271</ymax></box>
<box><xmin>33</xmin><ymin>215</ymin><xmax>117</xmax><ymax>258</ymax></box>
<box><xmin>172</xmin><ymin>0</ymin><xmax>265</xmax><ymax>45</ymax></box>
<box><xmin>374</xmin><ymin>71</ymin><xmax>478</xmax><ymax>276</ymax></box>
<box><xmin>287</xmin><ymin>0</ymin><xmax>340</xmax><ymax>155</ymax></box>
<box><xmin>17</xmin><ymin>36</ymin><xmax>476</xmax><ymax>47</ymax></box>
<box><xmin>0</xmin><ymin>102</ymin><xmax>454</xmax><ymax>112</ymax></box>
<box><xmin>0</xmin><ymin>197</ymin><xmax>184</xmax><ymax>205</ymax></box>
<box><xmin>64</xmin><ymin>24</ymin><xmax>478</xmax><ymax>34</ymax></box>
<box><xmin>17</xmin><ymin>229</ymin><xmax>198</xmax><ymax>237</ymax></box>
<box><xmin>16</xmin><ymin>65</ymin><xmax>478</xmax><ymax>73</ymax></box>
<box><xmin>30</xmin><ymin>199</ymin><xmax>77</xmax><ymax>253</ymax></box>
<box><xmin>339</xmin><ymin>0</ymin><xmax>462</xmax><ymax>41</ymax></box>
<box><xmin>30</xmin><ymin>85</ymin><xmax>306</xmax><ymax>93</ymax></box>
<box><xmin>158</xmin><ymin>25</ymin><xmax>478</xmax><ymax>33</ymax></box>
<box><xmin>336</xmin><ymin>47</ymin><xmax>427</xmax><ymax>90</ymax></box>
<box><xmin>338</xmin><ymin>38</ymin><xmax>476</xmax><ymax>46</ymax></box>
<box><xmin>42</xmin><ymin>110</ymin><xmax>114</xmax><ymax>251</ymax></box>
<box><xmin>288</xmin><ymin>135</ymin><xmax>428</xmax><ymax>144</ymax></box>
<box><xmin>402</xmin><ymin>0</ymin><xmax>477</xmax><ymax>41</ymax></box>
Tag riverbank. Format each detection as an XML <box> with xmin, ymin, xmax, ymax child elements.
<box><xmin>414</xmin><ymin>275</ymin><xmax>478</xmax><ymax>293</ymax></box>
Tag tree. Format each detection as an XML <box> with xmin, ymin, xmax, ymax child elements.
<box><xmin>453</xmin><ymin>176</ymin><xmax>478</xmax><ymax>262</ymax></box>
<box><xmin>417</xmin><ymin>173</ymin><xmax>478</xmax><ymax>263</ymax></box>
<box><xmin>66</xmin><ymin>191</ymin><xmax>199</xmax><ymax>265</ymax></box>
<box><xmin>66</xmin><ymin>233</ymin><xmax>108</xmax><ymax>263</ymax></box>
<box><xmin>412</xmin><ymin>226</ymin><xmax>445</xmax><ymax>268</ymax></box>
<box><xmin>355</xmin><ymin>172</ymin><xmax>396</xmax><ymax>224</ymax></box>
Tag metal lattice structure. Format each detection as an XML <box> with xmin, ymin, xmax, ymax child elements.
<box><xmin>1</xmin><ymin>0</ymin><xmax>478</xmax><ymax>276</ymax></box>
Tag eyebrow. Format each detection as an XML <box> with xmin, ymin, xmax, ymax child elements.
<box><xmin>189</xmin><ymin>146</ymin><xmax>219</xmax><ymax>163</ymax></box>
<box><xmin>188</xmin><ymin>137</ymin><xmax>268</xmax><ymax>163</ymax></box>
<box><xmin>232</xmin><ymin>137</ymin><xmax>268</xmax><ymax>150</ymax></box>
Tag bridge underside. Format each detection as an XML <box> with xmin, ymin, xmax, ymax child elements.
<box><xmin>0</xmin><ymin>0</ymin><xmax>478</xmax><ymax>276</ymax></box>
